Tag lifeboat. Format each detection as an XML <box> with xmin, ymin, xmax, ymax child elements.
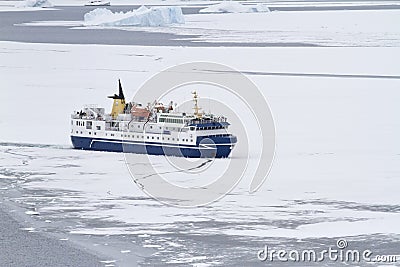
<box><xmin>131</xmin><ymin>105</ymin><xmax>150</xmax><ymax>118</ymax></box>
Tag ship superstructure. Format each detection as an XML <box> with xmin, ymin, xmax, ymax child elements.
<box><xmin>70</xmin><ymin>80</ymin><xmax>237</xmax><ymax>158</ymax></box>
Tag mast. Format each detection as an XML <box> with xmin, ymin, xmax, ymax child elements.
<box><xmin>192</xmin><ymin>91</ymin><xmax>202</xmax><ymax>118</ymax></box>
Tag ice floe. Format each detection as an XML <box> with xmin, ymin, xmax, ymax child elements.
<box><xmin>83</xmin><ymin>6</ymin><xmax>185</xmax><ymax>27</ymax></box>
<box><xmin>199</xmin><ymin>2</ymin><xmax>270</xmax><ymax>13</ymax></box>
<box><xmin>15</xmin><ymin>0</ymin><xmax>53</xmax><ymax>8</ymax></box>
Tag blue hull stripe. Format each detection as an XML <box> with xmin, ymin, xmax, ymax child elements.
<box><xmin>71</xmin><ymin>136</ymin><xmax>235</xmax><ymax>158</ymax></box>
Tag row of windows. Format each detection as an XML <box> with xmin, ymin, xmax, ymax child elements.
<box><xmin>73</xmin><ymin>130</ymin><xmax>194</xmax><ymax>142</ymax></box>
<box><xmin>198</xmin><ymin>126</ymin><xmax>225</xmax><ymax>130</ymax></box>
<box><xmin>74</xmin><ymin>120</ymin><xmax>102</xmax><ymax>130</ymax></box>
<box><xmin>159</xmin><ymin>115</ymin><xmax>183</xmax><ymax>118</ymax></box>
<box><xmin>159</xmin><ymin>118</ymin><xmax>183</xmax><ymax>124</ymax></box>
<box><xmin>75</xmin><ymin>130</ymin><xmax>97</xmax><ymax>136</ymax></box>
<box><xmin>76</xmin><ymin>121</ymin><xmax>85</xmax><ymax>126</ymax></box>
<box><xmin>208</xmin><ymin>134</ymin><xmax>231</xmax><ymax>137</ymax></box>
<box><xmin>134</xmin><ymin>124</ymin><xmax>184</xmax><ymax>132</ymax></box>
<box><xmin>122</xmin><ymin>134</ymin><xmax>193</xmax><ymax>142</ymax></box>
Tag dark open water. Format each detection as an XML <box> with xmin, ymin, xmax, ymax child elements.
<box><xmin>1</xmin><ymin>3</ymin><xmax>399</xmax><ymax>47</ymax></box>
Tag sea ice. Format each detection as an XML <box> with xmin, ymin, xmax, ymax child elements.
<box><xmin>83</xmin><ymin>6</ymin><xmax>185</xmax><ymax>27</ymax></box>
<box><xmin>15</xmin><ymin>0</ymin><xmax>53</xmax><ymax>8</ymax></box>
<box><xmin>199</xmin><ymin>2</ymin><xmax>270</xmax><ymax>13</ymax></box>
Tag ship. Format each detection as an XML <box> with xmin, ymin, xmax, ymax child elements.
<box><xmin>70</xmin><ymin>80</ymin><xmax>237</xmax><ymax>158</ymax></box>
<box><xmin>84</xmin><ymin>0</ymin><xmax>111</xmax><ymax>6</ymax></box>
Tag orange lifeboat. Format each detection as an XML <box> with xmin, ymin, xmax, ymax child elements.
<box><xmin>131</xmin><ymin>105</ymin><xmax>150</xmax><ymax>118</ymax></box>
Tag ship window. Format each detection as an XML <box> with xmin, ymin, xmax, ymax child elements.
<box><xmin>159</xmin><ymin>118</ymin><xmax>165</xmax><ymax>122</ymax></box>
<box><xmin>167</xmin><ymin>138</ymin><xmax>170</xmax><ymax>140</ymax></box>
<box><xmin>76</xmin><ymin>131</ymin><xmax>78</xmax><ymax>134</ymax></box>
<box><xmin>172</xmin><ymin>138</ymin><xmax>175</xmax><ymax>141</ymax></box>
<box><xmin>159</xmin><ymin>127</ymin><xmax>162</xmax><ymax>129</ymax></box>
<box><xmin>190</xmin><ymin>139</ymin><xmax>193</xmax><ymax>142</ymax></box>
<box><xmin>80</xmin><ymin>131</ymin><xmax>83</xmax><ymax>134</ymax></box>
<box><xmin>76</xmin><ymin>121</ymin><xmax>78</xmax><ymax>126</ymax></box>
<box><xmin>89</xmin><ymin>132</ymin><xmax>91</xmax><ymax>135</ymax></box>
<box><xmin>82</xmin><ymin>121</ymin><xmax>85</xmax><ymax>126</ymax></box>
<box><xmin>162</xmin><ymin>137</ymin><xmax>164</xmax><ymax>140</ymax></box>
<box><xmin>147</xmin><ymin>136</ymin><xmax>149</xmax><ymax>139</ymax></box>
<box><xmin>152</xmin><ymin>136</ymin><xmax>154</xmax><ymax>139</ymax></box>
<box><xmin>150</xmin><ymin>126</ymin><xmax>153</xmax><ymax>129</ymax></box>
<box><xmin>94</xmin><ymin>132</ymin><xmax>96</xmax><ymax>135</ymax></box>
<box><xmin>190</xmin><ymin>126</ymin><xmax>195</xmax><ymax>131</ymax></box>
<box><xmin>138</xmin><ymin>125</ymin><xmax>140</xmax><ymax>128</ymax></box>
<box><xmin>177</xmin><ymin>138</ymin><xmax>179</xmax><ymax>141</ymax></box>
<box><xmin>96</xmin><ymin>126</ymin><xmax>101</xmax><ymax>130</ymax></box>
<box><xmin>157</xmin><ymin>137</ymin><xmax>159</xmax><ymax>140</ymax></box>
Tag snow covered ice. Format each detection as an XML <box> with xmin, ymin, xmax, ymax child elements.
<box><xmin>83</xmin><ymin>6</ymin><xmax>185</xmax><ymax>27</ymax></box>
<box><xmin>1</xmin><ymin>40</ymin><xmax>400</xmax><ymax>264</ymax></box>
<box><xmin>15</xmin><ymin>0</ymin><xmax>53</xmax><ymax>8</ymax></box>
<box><xmin>199</xmin><ymin>2</ymin><xmax>270</xmax><ymax>13</ymax></box>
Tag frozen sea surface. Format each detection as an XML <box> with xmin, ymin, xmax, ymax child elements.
<box><xmin>1</xmin><ymin>41</ymin><xmax>400</xmax><ymax>265</ymax></box>
<box><xmin>1</xmin><ymin>141</ymin><xmax>400</xmax><ymax>266</ymax></box>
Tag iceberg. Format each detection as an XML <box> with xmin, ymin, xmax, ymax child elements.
<box><xmin>83</xmin><ymin>6</ymin><xmax>185</xmax><ymax>27</ymax></box>
<box><xmin>199</xmin><ymin>2</ymin><xmax>270</xmax><ymax>13</ymax></box>
<box><xmin>16</xmin><ymin>0</ymin><xmax>54</xmax><ymax>8</ymax></box>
